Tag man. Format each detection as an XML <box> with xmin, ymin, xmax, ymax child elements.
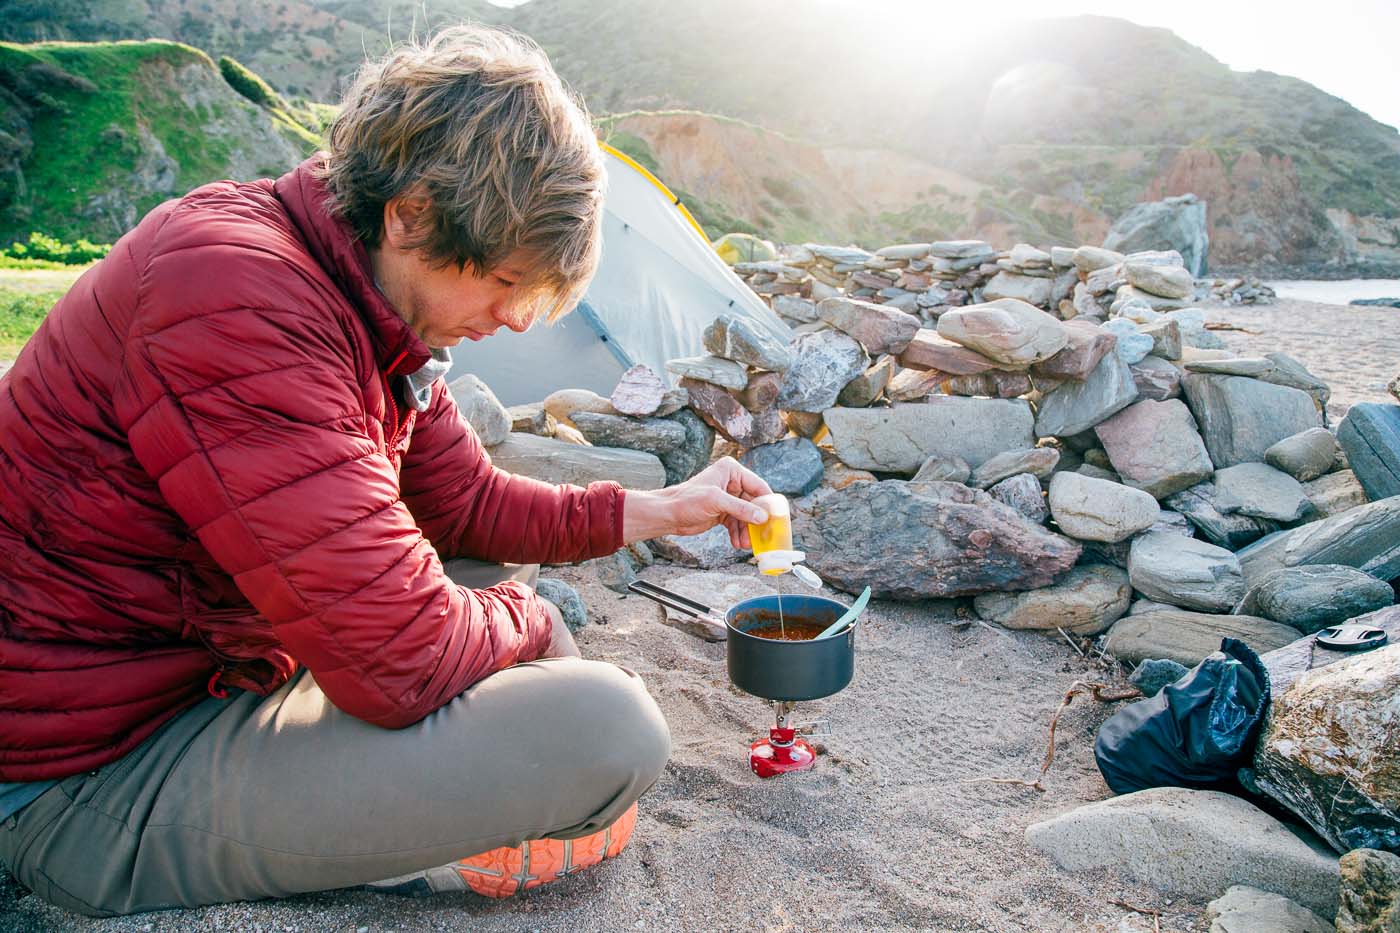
<box><xmin>0</xmin><ymin>25</ymin><xmax>771</xmax><ymax>916</ymax></box>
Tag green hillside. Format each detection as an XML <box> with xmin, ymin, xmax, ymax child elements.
<box><xmin>0</xmin><ymin>39</ymin><xmax>320</xmax><ymax>244</ymax></box>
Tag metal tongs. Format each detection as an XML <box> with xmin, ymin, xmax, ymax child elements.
<box><xmin>626</xmin><ymin>580</ymin><xmax>728</xmax><ymax>640</ymax></box>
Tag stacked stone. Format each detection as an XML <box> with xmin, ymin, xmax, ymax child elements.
<box><xmin>664</xmin><ymin>313</ymin><xmax>794</xmax><ymax>458</ymax></box>
<box><xmin>1208</xmin><ymin>274</ymin><xmax>1277</xmax><ymax>305</ymax></box>
<box><xmin>447</xmin><ymin>365</ymin><xmax>717</xmax><ymax>492</ymax></box>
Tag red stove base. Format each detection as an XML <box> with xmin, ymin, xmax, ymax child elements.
<box><xmin>749</xmin><ymin>726</ymin><xmax>816</xmax><ymax>778</ymax></box>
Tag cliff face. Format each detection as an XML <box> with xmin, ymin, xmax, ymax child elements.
<box><xmin>0</xmin><ymin>40</ymin><xmax>317</xmax><ymax>244</ymax></box>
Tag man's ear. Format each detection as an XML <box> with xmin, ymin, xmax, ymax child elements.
<box><xmin>381</xmin><ymin>191</ymin><xmax>431</xmax><ymax>250</ymax></box>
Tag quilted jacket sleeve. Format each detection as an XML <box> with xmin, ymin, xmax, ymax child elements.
<box><xmin>399</xmin><ymin>383</ymin><xmax>626</xmax><ymax>565</ymax></box>
<box><xmin>116</xmin><ymin>244</ymin><xmax>554</xmax><ymax>728</ymax></box>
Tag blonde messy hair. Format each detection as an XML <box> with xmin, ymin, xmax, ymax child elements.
<box><xmin>320</xmin><ymin>24</ymin><xmax>604</xmax><ymax>323</ymax></box>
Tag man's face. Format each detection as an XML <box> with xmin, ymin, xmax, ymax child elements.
<box><xmin>393</xmin><ymin>251</ymin><xmax>536</xmax><ymax>350</ymax></box>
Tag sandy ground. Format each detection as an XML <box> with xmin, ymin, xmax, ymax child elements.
<box><xmin>2</xmin><ymin>295</ymin><xmax>1395</xmax><ymax>932</ymax></box>
<box><xmin>1202</xmin><ymin>296</ymin><xmax>1400</xmax><ymax>420</ymax></box>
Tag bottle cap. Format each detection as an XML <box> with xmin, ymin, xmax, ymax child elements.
<box><xmin>756</xmin><ymin>549</ymin><xmax>804</xmax><ymax>574</ymax></box>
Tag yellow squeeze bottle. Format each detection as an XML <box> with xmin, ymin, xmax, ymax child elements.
<box><xmin>748</xmin><ymin>493</ymin><xmax>793</xmax><ymax>564</ymax></box>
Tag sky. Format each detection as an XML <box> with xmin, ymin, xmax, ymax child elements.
<box><xmin>492</xmin><ymin>0</ymin><xmax>1400</xmax><ymax>132</ymax></box>
<box><xmin>847</xmin><ymin>0</ymin><xmax>1400</xmax><ymax>132</ymax></box>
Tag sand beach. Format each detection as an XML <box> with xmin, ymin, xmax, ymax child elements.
<box><xmin>1</xmin><ymin>294</ymin><xmax>1394</xmax><ymax>932</ymax></box>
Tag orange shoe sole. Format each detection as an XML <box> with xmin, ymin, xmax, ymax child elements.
<box><xmin>451</xmin><ymin>802</ymin><xmax>638</xmax><ymax>898</ymax></box>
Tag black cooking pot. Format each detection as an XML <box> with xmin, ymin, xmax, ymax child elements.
<box><xmin>725</xmin><ymin>594</ymin><xmax>856</xmax><ymax>702</ymax></box>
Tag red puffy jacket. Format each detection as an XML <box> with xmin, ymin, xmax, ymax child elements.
<box><xmin>0</xmin><ymin>158</ymin><xmax>626</xmax><ymax>781</ymax></box>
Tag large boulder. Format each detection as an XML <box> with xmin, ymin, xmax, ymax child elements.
<box><xmin>1025</xmin><ymin>788</ymin><xmax>1338</xmax><ymax>917</ymax></box>
<box><xmin>1337</xmin><ymin>402</ymin><xmax>1400</xmax><ymax>501</ymax></box>
<box><xmin>1336</xmin><ymin>848</ymin><xmax>1400</xmax><ymax>933</ymax></box>
<box><xmin>488</xmin><ymin>434</ymin><xmax>666</xmax><ymax>488</ymax></box>
<box><xmin>822</xmin><ymin>399</ymin><xmax>1035</xmax><ymax>473</ymax></box>
<box><xmin>1034</xmin><ymin>352</ymin><xmax>1139</xmax><ymax>438</ymax></box>
<box><xmin>1205</xmin><ymin>886</ymin><xmax>1333</xmax><ymax>933</ymax></box>
<box><xmin>1095</xmin><ymin>398</ymin><xmax>1214</xmax><ymax>499</ymax></box>
<box><xmin>1238</xmin><ymin>565</ymin><xmax>1395</xmax><ymax>634</ymax></box>
<box><xmin>1252</xmin><ymin>644</ymin><xmax>1400</xmax><ymax>854</ymax></box>
<box><xmin>1101</xmin><ymin>193</ymin><xmax>1210</xmax><ymax>276</ymax></box>
<box><xmin>776</xmin><ymin>330</ymin><xmax>870</xmax><ymax>412</ymax></box>
<box><xmin>1103</xmin><ymin>608</ymin><xmax>1303</xmax><ymax>667</ymax></box>
<box><xmin>972</xmin><ymin>563</ymin><xmax>1131</xmax><ymax>635</ymax></box>
<box><xmin>792</xmin><ymin>480</ymin><xmax>1081</xmax><ymax>599</ymax></box>
<box><xmin>1237</xmin><ymin>495</ymin><xmax>1400</xmax><ymax>585</ymax></box>
<box><xmin>1128</xmin><ymin>532</ymin><xmax>1245</xmax><ymax>612</ymax></box>
<box><xmin>1182</xmin><ymin>373</ymin><xmax>1323</xmax><ymax>468</ymax></box>
<box><xmin>935</xmin><ymin>298</ymin><xmax>1069</xmax><ymax>366</ymax></box>
<box><xmin>1048</xmin><ymin>471</ymin><xmax>1159</xmax><ymax>543</ymax></box>
<box><xmin>447</xmin><ymin>373</ymin><xmax>511</xmax><ymax>447</ymax></box>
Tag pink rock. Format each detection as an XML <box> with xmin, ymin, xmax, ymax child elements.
<box><xmin>1032</xmin><ymin>320</ymin><xmax>1117</xmax><ymax>381</ymax></box>
<box><xmin>886</xmin><ymin>367</ymin><xmax>946</xmax><ymax>402</ymax></box>
<box><xmin>737</xmin><ymin>370</ymin><xmax>783</xmax><ymax>413</ymax></box>
<box><xmin>682</xmin><ymin>377</ymin><xmax>787</xmax><ymax>448</ymax></box>
<box><xmin>610</xmin><ymin>364</ymin><xmax>667</xmax><ymax>416</ymax></box>
<box><xmin>898</xmin><ymin>329</ymin><xmax>1004</xmax><ymax>375</ymax></box>
<box><xmin>816</xmin><ymin>296</ymin><xmax>921</xmax><ymax>356</ymax></box>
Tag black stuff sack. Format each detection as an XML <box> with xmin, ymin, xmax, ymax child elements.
<box><xmin>1094</xmin><ymin>638</ymin><xmax>1271</xmax><ymax>795</ymax></box>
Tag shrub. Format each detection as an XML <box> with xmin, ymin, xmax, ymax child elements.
<box><xmin>4</xmin><ymin>232</ymin><xmax>111</xmax><ymax>265</ymax></box>
<box><xmin>218</xmin><ymin>55</ymin><xmax>286</xmax><ymax>110</ymax></box>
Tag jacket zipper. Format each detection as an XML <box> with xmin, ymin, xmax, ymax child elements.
<box><xmin>383</xmin><ymin>349</ymin><xmax>411</xmax><ymax>453</ymax></box>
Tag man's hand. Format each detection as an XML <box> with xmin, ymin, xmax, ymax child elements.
<box><xmin>622</xmin><ymin>457</ymin><xmax>773</xmax><ymax>549</ymax></box>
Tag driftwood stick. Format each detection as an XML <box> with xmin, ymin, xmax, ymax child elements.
<box><xmin>1110</xmin><ymin>897</ymin><xmax>1162</xmax><ymax>933</ymax></box>
<box><xmin>1203</xmin><ymin>322</ymin><xmax>1260</xmax><ymax>334</ymax></box>
<box><xmin>970</xmin><ymin>680</ymin><xmax>1143</xmax><ymax>793</ymax></box>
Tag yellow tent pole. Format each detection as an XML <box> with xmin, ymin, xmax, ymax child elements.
<box><xmin>600</xmin><ymin>141</ymin><xmax>709</xmax><ymax>241</ymax></box>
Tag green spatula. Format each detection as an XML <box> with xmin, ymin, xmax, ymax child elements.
<box><xmin>815</xmin><ymin>586</ymin><xmax>871</xmax><ymax>639</ymax></box>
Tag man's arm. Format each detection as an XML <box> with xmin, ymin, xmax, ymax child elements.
<box><xmin>117</xmin><ymin>255</ymin><xmax>554</xmax><ymax>728</ymax></box>
<box><xmin>403</xmin><ymin>385</ymin><xmax>772</xmax><ymax>558</ymax></box>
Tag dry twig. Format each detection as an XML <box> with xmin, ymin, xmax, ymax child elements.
<box><xmin>969</xmin><ymin>680</ymin><xmax>1142</xmax><ymax>793</ymax></box>
<box><xmin>1110</xmin><ymin>897</ymin><xmax>1162</xmax><ymax>933</ymax></box>
<box><xmin>1203</xmin><ymin>322</ymin><xmax>1260</xmax><ymax>334</ymax></box>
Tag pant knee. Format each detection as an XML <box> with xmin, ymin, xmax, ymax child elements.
<box><xmin>573</xmin><ymin>661</ymin><xmax>671</xmax><ymax>795</ymax></box>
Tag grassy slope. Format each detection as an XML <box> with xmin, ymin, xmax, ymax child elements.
<box><xmin>0</xmin><ymin>39</ymin><xmax>319</xmax><ymax>244</ymax></box>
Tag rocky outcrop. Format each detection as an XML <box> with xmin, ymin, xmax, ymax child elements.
<box><xmin>1102</xmin><ymin>194</ymin><xmax>1210</xmax><ymax>276</ymax></box>
<box><xmin>793</xmin><ymin>480</ymin><xmax>1080</xmax><ymax>599</ymax></box>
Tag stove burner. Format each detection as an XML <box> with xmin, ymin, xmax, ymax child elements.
<box><xmin>750</xmin><ymin>701</ymin><xmax>818</xmax><ymax>777</ymax></box>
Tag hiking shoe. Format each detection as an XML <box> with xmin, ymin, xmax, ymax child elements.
<box><xmin>364</xmin><ymin>802</ymin><xmax>637</xmax><ymax>899</ymax></box>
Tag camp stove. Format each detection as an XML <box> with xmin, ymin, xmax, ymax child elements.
<box><xmin>627</xmin><ymin>581</ymin><xmax>861</xmax><ymax>779</ymax></box>
<box><xmin>750</xmin><ymin>700</ymin><xmax>830</xmax><ymax>777</ymax></box>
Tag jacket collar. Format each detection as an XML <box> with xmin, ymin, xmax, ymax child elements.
<box><xmin>274</xmin><ymin>156</ymin><xmax>430</xmax><ymax>378</ymax></box>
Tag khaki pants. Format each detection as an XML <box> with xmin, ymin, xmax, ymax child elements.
<box><xmin>0</xmin><ymin>560</ymin><xmax>670</xmax><ymax>917</ymax></box>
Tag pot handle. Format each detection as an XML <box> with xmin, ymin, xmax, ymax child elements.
<box><xmin>627</xmin><ymin>580</ymin><xmax>724</xmax><ymax>624</ymax></box>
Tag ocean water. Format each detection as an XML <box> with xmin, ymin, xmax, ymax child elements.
<box><xmin>1265</xmin><ymin>279</ymin><xmax>1400</xmax><ymax>304</ymax></box>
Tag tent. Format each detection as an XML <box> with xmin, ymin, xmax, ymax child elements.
<box><xmin>445</xmin><ymin>144</ymin><xmax>792</xmax><ymax>407</ymax></box>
